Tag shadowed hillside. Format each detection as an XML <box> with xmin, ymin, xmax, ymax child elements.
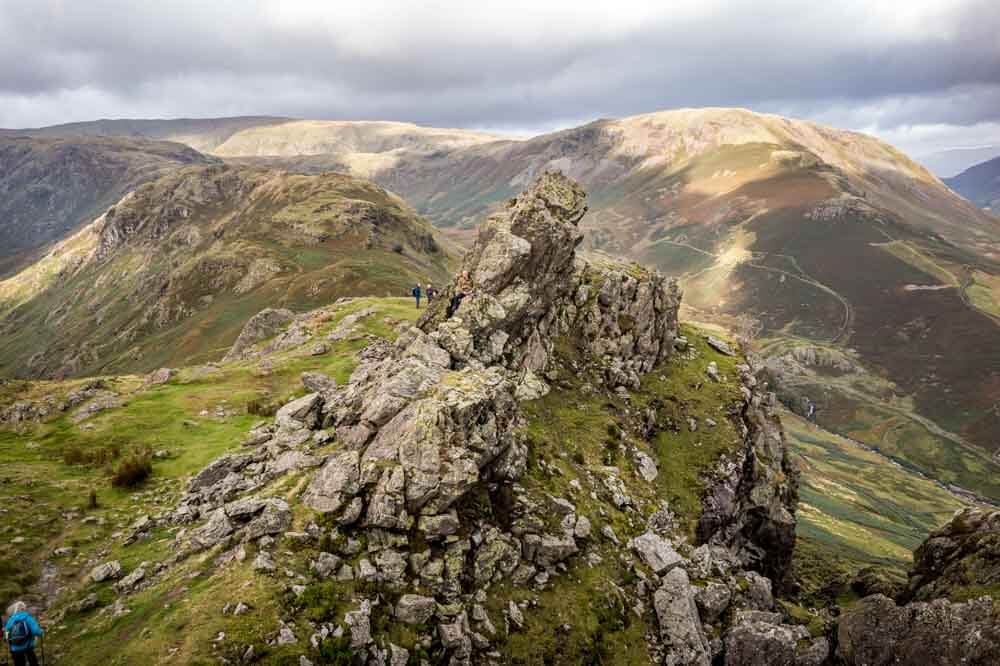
<box><xmin>946</xmin><ymin>155</ymin><xmax>1000</xmax><ymax>213</ymax></box>
<box><xmin>0</xmin><ymin>135</ymin><xmax>216</xmax><ymax>277</ymax></box>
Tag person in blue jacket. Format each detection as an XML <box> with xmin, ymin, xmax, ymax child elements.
<box><xmin>4</xmin><ymin>601</ymin><xmax>43</xmax><ymax>666</ymax></box>
<box><xmin>411</xmin><ymin>284</ymin><xmax>422</xmax><ymax>308</ymax></box>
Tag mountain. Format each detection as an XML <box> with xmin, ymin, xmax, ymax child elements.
<box><xmin>0</xmin><ymin>116</ymin><xmax>292</xmax><ymax>154</ymax></box>
<box><xmin>918</xmin><ymin>145</ymin><xmax>1000</xmax><ymax>178</ymax></box>
<box><xmin>362</xmin><ymin>108</ymin><xmax>1000</xmax><ymax>501</ymax></box>
<box><xmin>946</xmin><ymin>155</ymin><xmax>1000</xmax><ymax>212</ymax></box>
<box><xmin>5</xmin><ymin>116</ymin><xmax>501</xmax><ymax>174</ymax></box>
<box><xmin>0</xmin><ymin>135</ymin><xmax>215</xmax><ymax>277</ymax></box>
<box><xmin>0</xmin><ymin>175</ymin><xmax>994</xmax><ymax>665</ymax></box>
<box><xmin>9</xmin><ymin>108</ymin><xmax>996</xmax><ymax>507</ymax></box>
<box><xmin>0</xmin><ymin>164</ymin><xmax>456</xmax><ymax>378</ymax></box>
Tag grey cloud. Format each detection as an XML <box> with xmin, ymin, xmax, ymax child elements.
<box><xmin>0</xmin><ymin>0</ymin><xmax>998</xmax><ymax>154</ymax></box>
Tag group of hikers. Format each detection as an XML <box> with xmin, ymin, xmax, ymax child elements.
<box><xmin>3</xmin><ymin>602</ymin><xmax>43</xmax><ymax>666</ymax></box>
<box><xmin>411</xmin><ymin>271</ymin><xmax>474</xmax><ymax>319</ymax></box>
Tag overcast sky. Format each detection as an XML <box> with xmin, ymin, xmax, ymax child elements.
<box><xmin>1</xmin><ymin>0</ymin><xmax>998</xmax><ymax>161</ymax></box>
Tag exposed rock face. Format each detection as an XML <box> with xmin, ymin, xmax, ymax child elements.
<box><xmin>833</xmin><ymin>508</ymin><xmax>1000</xmax><ymax>665</ymax></box>
<box><xmin>697</xmin><ymin>367</ymin><xmax>799</xmax><ymax>592</ymax></box>
<box><xmin>837</xmin><ymin>594</ymin><xmax>1000</xmax><ymax>665</ymax></box>
<box><xmin>224</xmin><ymin>308</ymin><xmax>296</xmax><ymax>361</ymax></box>
<box><xmin>903</xmin><ymin>507</ymin><xmax>1000</xmax><ymax>603</ymax></box>
<box><xmin>417</xmin><ymin>172</ymin><xmax>679</xmax><ymax>387</ymax></box>
<box><xmin>162</xmin><ymin>172</ymin><xmax>804</xmax><ymax>664</ymax></box>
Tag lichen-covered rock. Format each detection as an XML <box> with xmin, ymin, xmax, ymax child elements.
<box><xmin>302</xmin><ymin>450</ymin><xmax>360</xmax><ymax>515</ymax></box>
<box><xmin>654</xmin><ymin>567</ymin><xmax>710</xmax><ymax>666</ymax></box>
<box><xmin>395</xmin><ymin>594</ymin><xmax>436</xmax><ymax>624</ymax></box>
<box><xmin>904</xmin><ymin>507</ymin><xmax>1000</xmax><ymax>603</ymax></box>
<box><xmin>837</xmin><ymin>594</ymin><xmax>1000</xmax><ymax>665</ymax></box>
<box><xmin>697</xmin><ymin>368</ymin><xmax>799</xmax><ymax>593</ymax></box>
<box><xmin>224</xmin><ymin>308</ymin><xmax>296</xmax><ymax>361</ymax></box>
<box><xmin>89</xmin><ymin>560</ymin><xmax>123</xmax><ymax>583</ymax></box>
<box><xmin>724</xmin><ymin>617</ymin><xmax>827</xmax><ymax>666</ymax></box>
<box><xmin>631</xmin><ymin>531</ymin><xmax>683</xmax><ymax>574</ymax></box>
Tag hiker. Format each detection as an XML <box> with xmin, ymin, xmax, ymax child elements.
<box><xmin>446</xmin><ymin>271</ymin><xmax>473</xmax><ymax>318</ymax></box>
<box><xmin>412</xmin><ymin>284</ymin><xmax>422</xmax><ymax>308</ymax></box>
<box><xmin>426</xmin><ymin>284</ymin><xmax>436</xmax><ymax>303</ymax></box>
<box><xmin>4</xmin><ymin>601</ymin><xmax>43</xmax><ymax>666</ymax></box>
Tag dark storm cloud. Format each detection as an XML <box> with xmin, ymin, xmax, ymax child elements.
<box><xmin>0</xmin><ymin>0</ymin><xmax>998</xmax><ymax>155</ymax></box>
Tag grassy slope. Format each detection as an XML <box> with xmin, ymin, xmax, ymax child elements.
<box><xmin>0</xmin><ymin>167</ymin><xmax>457</xmax><ymax>379</ymax></box>
<box><xmin>0</xmin><ymin>298</ymin><xmax>414</xmax><ymax>618</ymax></box>
<box><xmin>0</xmin><ymin>311</ymin><xmax>757</xmax><ymax>664</ymax></box>
<box><xmin>784</xmin><ymin>410</ymin><xmax>967</xmax><ymax>587</ymax></box>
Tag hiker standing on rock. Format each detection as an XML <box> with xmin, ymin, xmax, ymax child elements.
<box><xmin>447</xmin><ymin>271</ymin><xmax>474</xmax><ymax>318</ymax></box>
<box><xmin>411</xmin><ymin>284</ymin><xmax>422</xmax><ymax>308</ymax></box>
<box><xmin>4</xmin><ymin>601</ymin><xmax>43</xmax><ymax>666</ymax></box>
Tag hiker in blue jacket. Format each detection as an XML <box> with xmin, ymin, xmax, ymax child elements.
<box><xmin>412</xmin><ymin>284</ymin><xmax>422</xmax><ymax>308</ymax></box>
<box><xmin>4</xmin><ymin>601</ymin><xmax>43</xmax><ymax>666</ymax></box>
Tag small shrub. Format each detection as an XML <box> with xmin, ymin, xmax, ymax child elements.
<box><xmin>246</xmin><ymin>398</ymin><xmax>278</xmax><ymax>417</ymax></box>
<box><xmin>317</xmin><ymin>635</ymin><xmax>353</xmax><ymax>665</ymax></box>
<box><xmin>86</xmin><ymin>488</ymin><xmax>99</xmax><ymax>510</ymax></box>
<box><xmin>63</xmin><ymin>445</ymin><xmax>87</xmax><ymax>466</ymax></box>
<box><xmin>110</xmin><ymin>448</ymin><xmax>153</xmax><ymax>488</ymax></box>
<box><xmin>391</xmin><ymin>243</ymin><xmax>404</xmax><ymax>254</ymax></box>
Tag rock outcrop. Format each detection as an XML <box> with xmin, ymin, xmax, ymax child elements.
<box><xmin>835</xmin><ymin>508</ymin><xmax>1000</xmax><ymax>665</ymax></box>
<box><xmin>903</xmin><ymin>507</ymin><xmax>1000</xmax><ymax>603</ymax></box>
<box><xmin>697</xmin><ymin>371</ymin><xmax>799</xmax><ymax>593</ymax></box>
<box><xmin>158</xmin><ymin>172</ymin><xmax>804</xmax><ymax>664</ymax></box>
<box><xmin>838</xmin><ymin>594</ymin><xmax>1000</xmax><ymax>665</ymax></box>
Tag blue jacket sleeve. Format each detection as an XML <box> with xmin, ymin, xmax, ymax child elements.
<box><xmin>28</xmin><ymin>615</ymin><xmax>43</xmax><ymax>636</ymax></box>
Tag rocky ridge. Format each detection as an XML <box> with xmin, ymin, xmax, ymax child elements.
<box><xmin>836</xmin><ymin>507</ymin><xmax>1000</xmax><ymax>665</ymax></box>
<box><xmin>105</xmin><ymin>172</ymin><xmax>817</xmax><ymax>664</ymax></box>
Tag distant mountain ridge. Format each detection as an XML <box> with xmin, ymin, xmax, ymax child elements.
<box><xmin>0</xmin><ymin>135</ymin><xmax>216</xmax><ymax>276</ymax></box>
<box><xmin>918</xmin><ymin>145</ymin><xmax>1000</xmax><ymax>178</ymax></box>
<box><xmin>946</xmin><ymin>155</ymin><xmax>1000</xmax><ymax>213</ymax></box>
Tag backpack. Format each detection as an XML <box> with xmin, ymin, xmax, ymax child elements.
<box><xmin>8</xmin><ymin>617</ymin><xmax>31</xmax><ymax>647</ymax></box>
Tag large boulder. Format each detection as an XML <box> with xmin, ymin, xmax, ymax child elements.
<box><xmin>224</xmin><ymin>308</ymin><xmax>295</xmax><ymax>361</ymax></box>
<box><xmin>654</xmin><ymin>568</ymin><xmax>710</xmax><ymax>666</ymax></box>
<box><xmin>837</xmin><ymin>594</ymin><xmax>1000</xmax><ymax>665</ymax></box>
<box><xmin>302</xmin><ymin>450</ymin><xmax>361</xmax><ymax>515</ymax></box>
<box><xmin>904</xmin><ymin>507</ymin><xmax>1000</xmax><ymax>602</ymax></box>
<box><xmin>724</xmin><ymin>615</ymin><xmax>827</xmax><ymax>666</ymax></box>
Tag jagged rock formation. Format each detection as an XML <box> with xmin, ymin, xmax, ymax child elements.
<box><xmin>144</xmin><ymin>172</ymin><xmax>816</xmax><ymax>664</ymax></box>
<box><xmin>836</xmin><ymin>508</ymin><xmax>1000</xmax><ymax>665</ymax></box>
<box><xmin>838</xmin><ymin>594</ymin><xmax>1000</xmax><ymax>665</ymax></box>
<box><xmin>697</xmin><ymin>377</ymin><xmax>799</xmax><ymax>594</ymax></box>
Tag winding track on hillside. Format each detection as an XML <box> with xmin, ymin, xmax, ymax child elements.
<box><xmin>654</xmin><ymin>237</ymin><xmax>855</xmax><ymax>343</ymax></box>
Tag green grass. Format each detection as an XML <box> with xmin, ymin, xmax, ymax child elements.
<box><xmin>784</xmin><ymin>409</ymin><xmax>967</xmax><ymax>595</ymax></box>
<box><xmin>0</xmin><ymin>297</ymin><xmax>421</xmax><ymax>638</ymax></box>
